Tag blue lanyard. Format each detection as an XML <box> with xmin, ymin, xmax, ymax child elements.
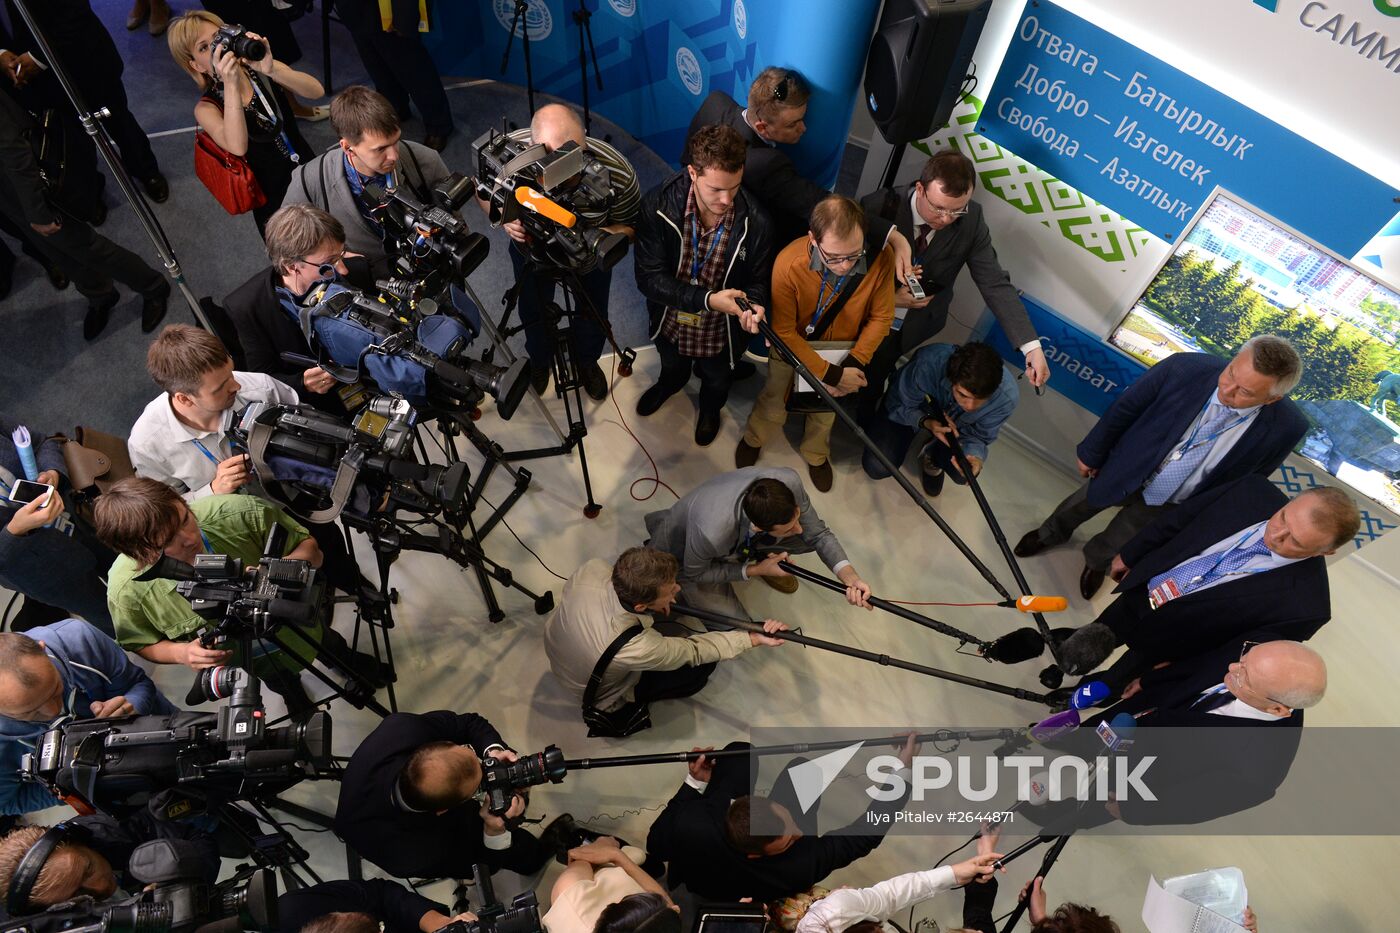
<box><xmin>808</xmin><ymin>270</ymin><xmax>848</xmax><ymax>336</ymax></box>
<box><xmin>1174</xmin><ymin>398</ymin><xmax>1251</xmax><ymax>459</ymax></box>
<box><xmin>689</xmin><ymin>214</ymin><xmax>725</xmax><ymax>284</ymax></box>
<box><xmin>199</xmin><ymin>529</ymin><xmax>213</xmax><ymax>554</ymax></box>
<box><xmin>191</xmin><ymin>437</ymin><xmax>221</xmax><ymax>466</ymax></box>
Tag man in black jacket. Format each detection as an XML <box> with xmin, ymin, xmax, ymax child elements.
<box><xmin>633</xmin><ymin>124</ymin><xmax>772</xmax><ymax>446</ymax></box>
<box><xmin>856</xmin><ymin>150</ymin><xmax>1048</xmax><ymax>423</ymax></box>
<box><xmin>646</xmin><ymin>738</ymin><xmax>913</xmax><ymax>903</ymax></box>
<box><xmin>331</xmin><ymin>1</ymin><xmax>452</xmax><ymax>150</ymax></box>
<box><xmin>224</xmin><ymin>204</ymin><xmax>378</xmax><ymax>417</ymax></box>
<box><xmin>1049</xmin><ymin>475</ymin><xmax>1357</xmax><ymax>690</ymax></box>
<box><xmin>686</xmin><ymin>68</ymin><xmax>912</xmax><ymax>278</ymax></box>
<box><xmin>334</xmin><ymin>710</ymin><xmax>566</xmax><ymax>880</ymax></box>
<box><xmin>279</xmin><ymin>879</ymin><xmax>470</xmax><ymax>933</ymax></box>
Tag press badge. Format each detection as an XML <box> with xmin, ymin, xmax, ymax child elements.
<box><xmin>674</xmin><ymin>311</ymin><xmax>702</xmax><ymax>327</ymax></box>
<box><xmin>1147</xmin><ymin>578</ymin><xmax>1183</xmax><ymax>609</ymax></box>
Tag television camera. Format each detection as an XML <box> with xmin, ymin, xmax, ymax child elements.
<box><xmin>472</xmin><ymin>122</ymin><xmax>629</xmax><ymax>274</ymax></box>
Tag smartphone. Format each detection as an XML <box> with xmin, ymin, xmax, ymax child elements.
<box><xmin>906</xmin><ymin>274</ymin><xmax>926</xmax><ymax>301</ymax></box>
<box><xmin>8</xmin><ymin>480</ymin><xmax>55</xmax><ymax>508</ymax></box>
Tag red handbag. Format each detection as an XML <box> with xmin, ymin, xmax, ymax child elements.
<box><xmin>193</xmin><ymin>129</ymin><xmax>266</xmax><ymax>215</ymax></box>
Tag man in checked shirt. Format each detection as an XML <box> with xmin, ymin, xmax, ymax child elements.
<box><xmin>632</xmin><ymin>124</ymin><xmax>773</xmax><ymax>446</ymax></box>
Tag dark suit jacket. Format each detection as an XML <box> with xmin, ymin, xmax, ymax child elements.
<box><xmin>858</xmin><ymin>183</ymin><xmax>1037</xmax><ymax>353</ymax></box>
<box><xmin>1078</xmin><ymin>352</ymin><xmax>1307</xmax><ymax>508</ymax></box>
<box><xmin>645</xmin><ymin>765</ymin><xmax>907</xmax><ymax>903</ymax></box>
<box><xmin>3</xmin><ymin>0</ymin><xmax>124</xmax><ymax>90</ymax></box>
<box><xmin>334</xmin><ymin>710</ymin><xmax>541</xmax><ymax>879</ymax></box>
<box><xmin>279</xmin><ymin>880</ymin><xmax>446</xmax><ymax>933</ymax></box>
<box><xmin>222</xmin><ymin>258</ymin><xmax>375</xmax><ymax>415</ymax></box>
<box><xmin>685</xmin><ymin>91</ymin><xmax>893</xmax><ymax>249</ymax></box>
<box><xmin>1106</xmin><ymin>475</ymin><xmax>1331</xmax><ymax>662</ymax></box>
<box><xmin>1078</xmin><ymin>633</ymin><xmax>1305</xmax><ymax>826</ymax></box>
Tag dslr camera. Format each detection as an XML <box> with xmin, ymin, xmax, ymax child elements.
<box><xmin>479</xmin><ymin>745</ymin><xmax>567</xmax><ymax>815</ymax></box>
<box><xmin>211</xmin><ymin>23</ymin><xmax>267</xmax><ymax>62</ymax></box>
<box><xmin>473</xmin><ymin>122</ymin><xmax>629</xmax><ymax>275</ymax></box>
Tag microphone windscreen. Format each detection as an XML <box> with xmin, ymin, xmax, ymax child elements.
<box><xmin>985</xmin><ymin>627</ymin><xmax>1046</xmax><ymax>664</ymax></box>
<box><xmin>516</xmin><ymin>186</ymin><xmax>578</xmax><ymax>228</ymax></box>
<box><xmin>1070</xmin><ymin>680</ymin><xmax>1112</xmax><ymax>710</ymax></box>
<box><xmin>1029</xmin><ymin>708</ymin><xmax>1081</xmax><ymax>742</ymax></box>
<box><xmin>1017</xmin><ymin>595</ymin><xmax>1069</xmax><ymax>613</ymax></box>
<box><xmin>1057</xmin><ymin>623</ymin><xmax>1118</xmax><ymax>675</ymax></box>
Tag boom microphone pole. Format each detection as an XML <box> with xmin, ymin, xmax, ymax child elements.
<box><xmin>671</xmin><ymin>602</ymin><xmax>1050</xmax><ymax>704</ymax></box>
<box><xmin>11</xmin><ymin>0</ymin><xmax>207</xmax><ymax>329</ymax></box>
<box><xmin>938</xmin><ymin>417</ymin><xmax>1066</xmax><ymax>670</ymax></box>
<box><xmin>753</xmin><ymin>316</ymin><xmax>1012</xmax><ymax>601</ymax></box>
<box><xmin>773</xmin><ymin>560</ymin><xmax>992</xmax><ymax>650</ymax></box>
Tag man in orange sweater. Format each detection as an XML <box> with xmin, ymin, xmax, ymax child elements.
<box><xmin>737</xmin><ymin>195</ymin><xmax>895</xmax><ymax>492</ymax></box>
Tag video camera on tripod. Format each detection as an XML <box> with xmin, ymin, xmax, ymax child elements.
<box><xmin>472</xmin><ymin>121</ymin><xmax>629</xmax><ymax>274</ymax></box>
<box><xmin>444</xmin><ymin>864</ymin><xmax>542</xmax><ymax>933</ymax></box>
<box><xmin>362</xmin><ymin>173</ymin><xmax>489</xmax><ymax>291</ymax></box>
<box><xmin>4</xmin><ymin>861</ymin><xmax>276</xmax><ymax>933</ymax></box>
<box><xmin>234</xmin><ymin>399</ymin><xmax>470</xmax><ymax>521</ymax></box>
<box><xmin>292</xmin><ymin>277</ymin><xmax>530</xmax><ymax>419</ymax></box>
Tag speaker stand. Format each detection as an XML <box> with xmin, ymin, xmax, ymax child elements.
<box><xmin>877</xmin><ymin>141</ymin><xmax>907</xmax><ymax>192</ymax></box>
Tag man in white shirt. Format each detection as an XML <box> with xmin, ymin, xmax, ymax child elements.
<box><xmin>127</xmin><ymin>325</ymin><xmax>362</xmax><ymax>592</ymax></box>
<box><xmin>544</xmin><ymin>548</ymin><xmax>787</xmax><ymax>725</ymax></box>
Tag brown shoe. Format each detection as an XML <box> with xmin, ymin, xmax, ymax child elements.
<box><xmin>761</xmin><ymin>574</ymin><xmax>799</xmax><ymax>595</ymax></box>
<box><xmin>148</xmin><ymin>0</ymin><xmax>170</xmax><ymax>35</ymax></box>
<box><xmin>126</xmin><ymin>0</ymin><xmax>149</xmax><ymax>30</ymax></box>
<box><xmin>807</xmin><ymin>460</ymin><xmax>833</xmax><ymax>493</ymax></box>
<box><xmin>735</xmin><ymin>439</ymin><xmax>760</xmax><ymax>469</ymax></box>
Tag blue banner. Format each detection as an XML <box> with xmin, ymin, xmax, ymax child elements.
<box><xmin>973</xmin><ymin>295</ymin><xmax>1146</xmax><ymax>417</ymax></box>
<box><xmin>976</xmin><ymin>1</ymin><xmax>1399</xmax><ymax>255</ymax></box>
<box><xmin>423</xmin><ymin>0</ymin><xmax>880</xmax><ymax>186</ymax></box>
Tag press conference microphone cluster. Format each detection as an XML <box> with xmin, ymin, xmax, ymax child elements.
<box><xmin>994</xmin><ymin>682</ymin><xmax>1111</xmax><ymax>755</ymax></box>
<box><xmin>1007</xmin><ymin>595</ymin><xmax>1069</xmax><ymax>613</ymax></box>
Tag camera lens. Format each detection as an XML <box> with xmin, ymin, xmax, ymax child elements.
<box><xmin>233</xmin><ymin>34</ymin><xmax>267</xmax><ymax>61</ymax></box>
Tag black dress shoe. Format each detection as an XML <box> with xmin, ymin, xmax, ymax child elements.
<box><xmin>530</xmin><ymin>365</ymin><xmax>550</xmax><ymax>395</ymax></box>
<box><xmin>141</xmin><ymin>279</ymin><xmax>171</xmax><ymax>332</ymax></box>
<box><xmin>808</xmin><ymin>459</ymin><xmax>833</xmax><ymax>493</ymax></box>
<box><xmin>84</xmin><ymin>291</ymin><xmax>120</xmax><ymax>341</ymax></box>
<box><xmin>422</xmin><ymin>132</ymin><xmax>450</xmax><ymax>152</ymax></box>
<box><xmin>1079</xmin><ymin>565</ymin><xmax>1106</xmax><ymax>600</ymax></box>
<box><xmin>44</xmin><ymin>264</ymin><xmax>69</xmax><ymax>291</ymax></box>
<box><xmin>1013</xmin><ymin>530</ymin><xmax>1048</xmax><ymax>558</ymax></box>
<box><xmin>735</xmin><ymin>439</ymin><xmax>760</xmax><ymax>468</ymax></box>
<box><xmin>920</xmin><ymin>466</ymin><xmax>945</xmax><ymax>497</ymax></box>
<box><xmin>694</xmin><ymin>409</ymin><xmax>720</xmax><ymax>446</ymax></box>
<box><xmin>580</xmin><ymin>362</ymin><xmax>608</xmax><ymax>400</ymax></box>
<box><xmin>142</xmin><ymin>174</ymin><xmax>170</xmax><ymax>203</ymax></box>
<box><xmin>635</xmin><ymin>383</ymin><xmax>669</xmax><ymax>416</ymax></box>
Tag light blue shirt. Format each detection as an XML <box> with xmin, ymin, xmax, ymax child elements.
<box><xmin>1159</xmin><ymin>390</ymin><xmax>1261</xmax><ymax>504</ymax></box>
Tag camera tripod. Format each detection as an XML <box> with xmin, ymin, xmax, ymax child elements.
<box><xmin>500</xmin><ymin>0</ymin><xmax>538</xmax><ymax>114</ymax></box>
<box><xmin>496</xmin><ymin>259</ymin><xmax>637</xmax><ymax>518</ymax></box>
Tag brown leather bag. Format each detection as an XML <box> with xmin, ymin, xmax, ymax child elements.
<box><xmin>55</xmin><ymin>427</ymin><xmax>134</xmax><ymax>521</ymax></box>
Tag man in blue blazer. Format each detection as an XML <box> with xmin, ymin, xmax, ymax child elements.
<box><xmin>1016</xmin><ymin>336</ymin><xmax>1308</xmax><ymax>599</ymax></box>
<box><xmin>1050</xmin><ymin>474</ymin><xmax>1357</xmax><ymax>689</ymax></box>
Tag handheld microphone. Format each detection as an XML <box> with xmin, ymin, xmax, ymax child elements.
<box><xmin>1070</xmin><ymin>681</ymin><xmax>1111</xmax><ymax>711</ymax></box>
<box><xmin>1028</xmin><ymin>708</ymin><xmax>1081</xmax><ymax>743</ymax></box>
<box><xmin>515</xmin><ymin>187</ymin><xmax>578</xmax><ymax>227</ymax></box>
<box><xmin>1096</xmin><ymin>712</ymin><xmax>1137</xmax><ymax>752</ymax></box>
<box><xmin>1014</xmin><ymin>595</ymin><xmax>1068</xmax><ymax>613</ymax></box>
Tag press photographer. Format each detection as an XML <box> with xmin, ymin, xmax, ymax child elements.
<box><xmin>474</xmin><ymin>103</ymin><xmax>640</xmax><ymax>400</ymax></box>
<box><xmin>93</xmin><ymin>477</ymin><xmax>387</xmax><ymax>720</ymax></box>
<box><xmin>285</xmin><ymin>86</ymin><xmax>451</xmax><ymax>277</ymax></box>
<box><xmin>0</xmin><ymin>625</ymin><xmax>177</xmax><ymax>816</ymax></box>
<box><xmin>166</xmin><ymin>12</ymin><xmax>321</xmax><ymax>236</ymax></box>
<box><xmin>334</xmin><ymin>710</ymin><xmax>575</xmax><ymax>880</ymax></box>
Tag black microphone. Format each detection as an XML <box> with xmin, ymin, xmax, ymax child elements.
<box><xmin>983</xmin><ymin>627</ymin><xmax>1047</xmax><ymax>664</ymax></box>
<box><xmin>1056</xmin><ymin>622</ymin><xmax>1118</xmax><ymax>675</ymax></box>
<box><xmin>985</xmin><ymin>624</ymin><xmax>1052</xmax><ymax>661</ymax></box>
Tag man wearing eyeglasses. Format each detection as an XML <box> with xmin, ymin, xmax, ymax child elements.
<box><xmin>857</xmin><ymin>151</ymin><xmax>1048</xmax><ymax>426</ymax></box>
<box><xmin>0</xmin><ymin>624</ymin><xmax>176</xmax><ymax>816</ymax></box>
<box><xmin>737</xmin><ymin>195</ymin><xmax>895</xmax><ymax>492</ymax></box>
<box><xmin>1046</xmin><ymin>475</ymin><xmax>1358</xmax><ymax>693</ymax></box>
<box><xmin>686</xmin><ymin>68</ymin><xmax>915</xmax><ymax>283</ymax></box>
<box><xmin>223</xmin><ymin>204</ymin><xmax>377</xmax><ymax>417</ymax></box>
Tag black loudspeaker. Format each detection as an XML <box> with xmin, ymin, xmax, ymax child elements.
<box><xmin>864</xmin><ymin>0</ymin><xmax>993</xmax><ymax>146</ymax></box>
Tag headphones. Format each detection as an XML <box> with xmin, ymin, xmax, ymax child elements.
<box><xmin>7</xmin><ymin>822</ymin><xmax>90</xmax><ymax>917</ymax></box>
